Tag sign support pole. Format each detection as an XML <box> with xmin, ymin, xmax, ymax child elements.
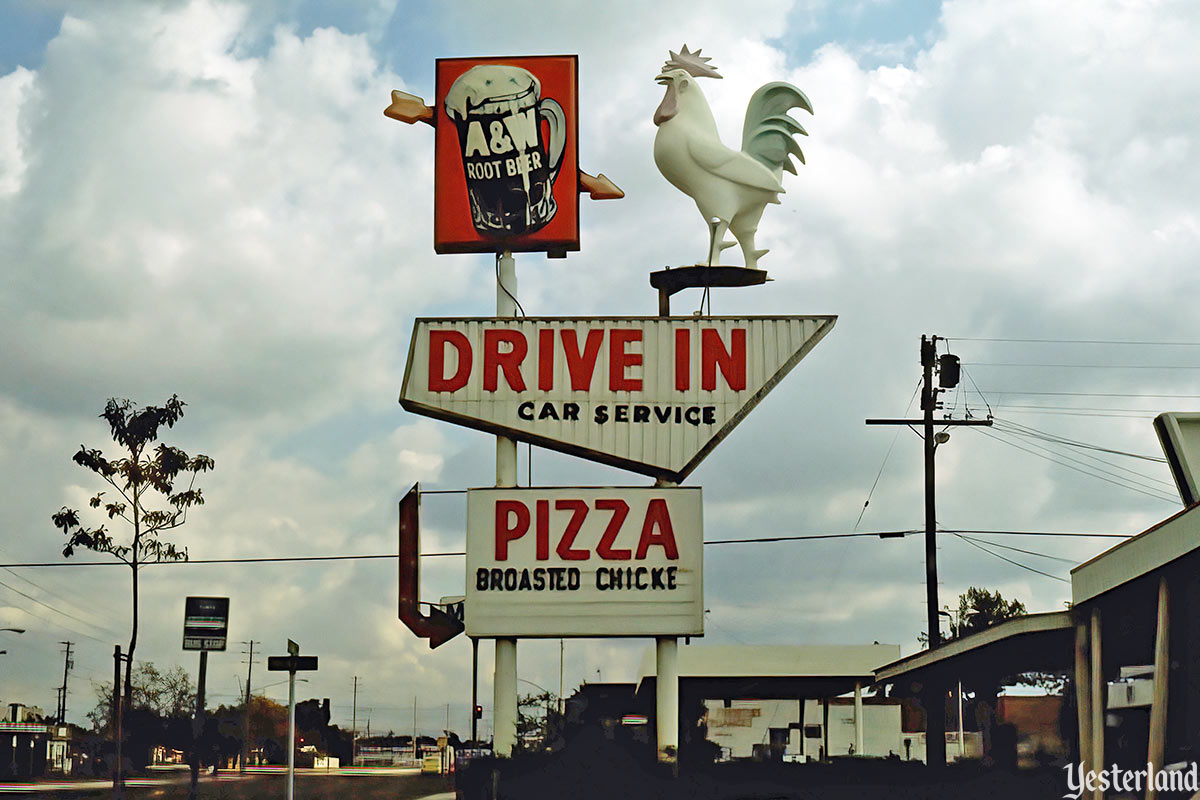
<box><xmin>189</xmin><ymin>651</ymin><xmax>207</xmax><ymax>800</ymax></box>
<box><xmin>655</xmin><ymin>637</ymin><xmax>679</xmax><ymax>767</ymax></box>
<box><xmin>494</xmin><ymin>248</ymin><xmax>519</xmax><ymax>758</ymax></box>
<box><xmin>286</xmin><ymin>666</ymin><xmax>296</xmax><ymax>800</ymax></box>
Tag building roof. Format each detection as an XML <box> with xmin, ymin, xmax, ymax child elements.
<box><xmin>874</xmin><ymin>611</ymin><xmax>1073</xmax><ymax>685</ymax></box>
<box><xmin>1071</xmin><ymin>501</ymin><xmax>1200</xmax><ymax>605</ymax></box>
<box><xmin>636</xmin><ymin>644</ymin><xmax>900</xmax><ymax>700</ymax></box>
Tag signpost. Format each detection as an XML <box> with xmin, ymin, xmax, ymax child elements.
<box><xmin>182</xmin><ymin>597</ymin><xmax>227</xmax><ymax>800</ymax></box>
<box><xmin>386</xmin><ymin>48</ymin><xmax>833</xmax><ymax>771</ymax></box>
<box><xmin>401</xmin><ymin>316</ymin><xmax>835</xmax><ymax>481</ymax></box>
<box><xmin>268</xmin><ymin>642</ymin><xmax>319</xmax><ymax>800</ymax></box>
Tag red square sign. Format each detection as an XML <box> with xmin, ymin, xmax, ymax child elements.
<box><xmin>434</xmin><ymin>55</ymin><xmax>579</xmax><ymax>255</ymax></box>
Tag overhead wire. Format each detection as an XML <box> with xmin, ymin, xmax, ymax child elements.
<box><xmin>974</xmin><ymin>428</ymin><xmax>1179</xmax><ymax>504</ymax></box>
<box><xmin>952</xmin><ymin>533</ymin><xmax>1069</xmax><ymax>583</ymax></box>
<box><xmin>985</xmin><ymin>423</ymin><xmax>1174</xmax><ymax>490</ymax></box>
<box><xmin>954</xmin><ymin>534</ymin><xmax>1078</xmax><ymax>565</ymax></box>
<box><xmin>949</xmin><ymin>337</ymin><xmax>1200</xmax><ymax>346</ymax></box>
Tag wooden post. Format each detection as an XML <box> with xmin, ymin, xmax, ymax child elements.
<box><xmin>1074</xmin><ymin>621</ymin><xmax>1092</xmax><ymax>776</ymax></box>
<box><xmin>1146</xmin><ymin>577</ymin><xmax>1170</xmax><ymax>800</ymax></box>
<box><xmin>1090</xmin><ymin>608</ymin><xmax>1104</xmax><ymax>800</ymax></box>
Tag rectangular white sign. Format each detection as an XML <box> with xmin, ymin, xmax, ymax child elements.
<box><xmin>465</xmin><ymin>487</ymin><xmax>703</xmax><ymax>637</ymax></box>
<box><xmin>400</xmin><ymin>316</ymin><xmax>835</xmax><ymax>481</ymax></box>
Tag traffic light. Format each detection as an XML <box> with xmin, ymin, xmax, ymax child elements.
<box><xmin>474</xmin><ymin>704</ymin><xmax>483</xmax><ymax>720</ymax></box>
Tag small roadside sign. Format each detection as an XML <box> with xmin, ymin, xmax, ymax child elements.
<box><xmin>267</xmin><ymin>655</ymin><xmax>318</xmax><ymax>672</ymax></box>
<box><xmin>182</xmin><ymin>596</ymin><xmax>229</xmax><ymax>651</ymax></box>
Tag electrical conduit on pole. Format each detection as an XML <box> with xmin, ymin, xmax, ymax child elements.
<box><xmin>494</xmin><ymin>248</ymin><xmax>519</xmax><ymax>759</ymax></box>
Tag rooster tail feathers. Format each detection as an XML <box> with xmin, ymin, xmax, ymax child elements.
<box><xmin>741</xmin><ymin>82</ymin><xmax>813</xmax><ymax>177</ymax></box>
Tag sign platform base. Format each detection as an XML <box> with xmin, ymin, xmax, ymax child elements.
<box><xmin>650</xmin><ymin>266</ymin><xmax>769</xmax><ymax>314</ymax></box>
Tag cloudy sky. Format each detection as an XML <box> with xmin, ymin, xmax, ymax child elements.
<box><xmin>2</xmin><ymin>0</ymin><xmax>1198</xmax><ymax>739</ymax></box>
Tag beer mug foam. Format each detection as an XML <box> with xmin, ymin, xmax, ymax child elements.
<box><xmin>445</xmin><ymin>65</ymin><xmax>566</xmax><ymax>237</ymax></box>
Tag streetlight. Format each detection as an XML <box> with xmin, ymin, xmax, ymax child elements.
<box><xmin>0</xmin><ymin>629</ymin><xmax>25</xmax><ymax>635</ymax></box>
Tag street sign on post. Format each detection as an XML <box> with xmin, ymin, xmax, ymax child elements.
<box><xmin>267</xmin><ymin>643</ymin><xmax>318</xmax><ymax>800</ymax></box>
<box><xmin>267</xmin><ymin>655</ymin><xmax>319</xmax><ymax>672</ymax></box>
<box><xmin>400</xmin><ymin>316</ymin><xmax>835</xmax><ymax>482</ymax></box>
<box><xmin>182</xmin><ymin>597</ymin><xmax>229</xmax><ymax>651</ymax></box>
<box><xmin>465</xmin><ymin>486</ymin><xmax>703</xmax><ymax>637</ymax></box>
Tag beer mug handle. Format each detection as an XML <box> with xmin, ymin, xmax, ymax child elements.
<box><xmin>538</xmin><ymin>98</ymin><xmax>566</xmax><ymax>184</ymax></box>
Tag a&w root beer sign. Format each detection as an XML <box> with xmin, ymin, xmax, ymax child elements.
<box><xmin>400</xmin><ymin>316</ymin><xmax>835</xmax><ymax>482</ymax></box>
<box><xmin>466</xmin><ymin>487</ymin><xmax>702</xmax><ymax>637</ymax></box>
<box><xmin>434</xmin><ymin>55</ymin><xmax>579</xmax><ymax>255</ymax></box>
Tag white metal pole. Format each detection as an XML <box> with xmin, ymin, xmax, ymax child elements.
<box><xmin>853</xmin><ymin>681</ymin><xmax>863</xmax><ymax>756</ymax></box>
<box><xmin>656</xmin><ymin>637</ymin><xmax>679</xmax><ymax>764</ymax></box>
<box><xmin>957</xmin><ymin>681</ymin><xmax>965</xmax><ymax>760</ymax></box>
<box><xmin>494</xmin><ymin>248</ymin><xmax>520</xmax><ymax>758</ymax></box>
<box><xmin>286</xmin><ymin>669</ymin><xmax>296</xmax><ymax>800</ymax></box>
<box><xmin>494</xmin><ymin>639</ymin><xmax>518</xmax><ymax>756</ymax></box>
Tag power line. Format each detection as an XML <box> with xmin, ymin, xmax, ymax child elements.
<box><xmin>954</xmin><ymin>535</ymin><xmax>1078</xmax><ymax>565</ymax></box>
<box><xmin>953</xmin><ymin>534</ymin><xmax>1069</xmax><ymax>583</ymax></box>
<box><xmin>0</xmin><ymin>529</ymin><xmax>1139</xmax><ymax>572</ymax></box>
<box><xmin>965</xmin><ymin>363</ymin><xmax>1200</xmax><ymax>370</ymax></box>
<box><xmin>975</xmin><ymin>429</ymin><xmax>1179</xmax><ymax>504</ymax></box>
<box><xmin>980</xmin><ymin>390</ymin><xmax>1200</xmax><ymax>399</ymax></box>
<box><xmin>949</xmin><ymin>337</ymin><xmax>1200</xmax><ymax>346</ymax></box>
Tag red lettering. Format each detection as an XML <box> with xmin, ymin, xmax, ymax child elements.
<box><xmin>536</xmin><ymin>499</ymin><xmax>550</xmax><ymax>560</ymax></box>
<box><xmin>428</xmin><ymin>330</ymin><xmax>472</xmax><ymax>392</ymax></box>
<box><xmin>595</xmin><ymin>499</ymin><xmax>631</xmax><ymax>560</ymax></box>
<box><xmin>554</xmin><ymin>499</ymin><xmax>590</xmax><ymax>560</ymax></box>
<box><xmin>675</xmin><ymin>328</ymin><xmax>690</xmax><ymax>391</ymax></box>
<box><xmin>609</xmin><ymin>329</ymin><xmax>643</xmax><ymax>391</ymax></box>
<box><xmin>537</xmin><ymin>329</ymin><xmax>554</xmax><ymax>391</ymax></box>
<box><xmin>701</xmin><ymin>328</ymin><xmax>746</xmax><ymax>391</ymax></box>
<box><xmin>560</xmin><ymin>329</ymin><xmax>604</xmax><ymax>391</ymax></box>
<box><xmin>494</xmin><ymin>500</ymin><xmax>529</xmax><ymax>561</ymax></box>
<box><xmin>635</xmin><ymin>499</ymin><xmax>679</xmax><ymax>559</ymax></box>
<box><xmin>483</xmin><ymin>329</ymin><xmax>527</xmax><ymax>392</ymax></box>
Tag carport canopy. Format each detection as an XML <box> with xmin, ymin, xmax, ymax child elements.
<box><xmin>874</xmin><ymin>610</ymin><xmax>1074</xmax><ymax>690</ymax></box>
<box><xmin>636</xmin><ymin>644</ymin><xmax>901</xmax><ymax>700</ymax></box>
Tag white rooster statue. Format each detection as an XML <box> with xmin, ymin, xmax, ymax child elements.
<box><xmin>653</xmin><ymin>46</ymin><xmax>812</xmax><ymax>269</ymax></box>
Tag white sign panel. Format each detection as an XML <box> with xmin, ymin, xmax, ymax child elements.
<box><xmin>465</xmin><ymin>487</ymin><xmax>703</xmax><ymax>637</ymax></box>
<box><xmin>400</xmin><ymin>316</ymin><xmax>835</xmax><ymax>481</ymax></box>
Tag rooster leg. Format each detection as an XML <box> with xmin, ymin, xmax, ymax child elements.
<box><xmin>705</xmin><ymin>217</ymin><xmax>730</xmax><ymax>267</ymax></box>
<box><xmin>731</xmin><ymin>205</ymin><xmax>768</xmax><ymax>269</ymax></box>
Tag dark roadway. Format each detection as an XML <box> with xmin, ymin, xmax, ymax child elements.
<box><xmin>30</xmin><ymin>771</ymin><xmax>452</xmax><ymax>800</ymax></box>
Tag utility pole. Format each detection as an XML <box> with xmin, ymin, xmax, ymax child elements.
<box><xmin>351</xmin><ymin>676</ymin><xmax>359</xmax><ymax>767</ymax></box>
<box><xmin>241</xmin><ymin>641</ymin><xmax>258</xmax><ymax>772</ymax></box>
<box><xmin>57</xmin><ymin>642</ymin><xmax>73</xmax><ymax>724</ymax></box>
<box><xmin>866</xmin><ymin>334</ymin><xmax>992</xmax><ymax>769</ymax></box>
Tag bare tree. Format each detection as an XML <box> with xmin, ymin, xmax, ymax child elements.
<box><xmin>52</xmin><ymin>395</ymin><xmax>214</xmax><ymax>718</ymax></box>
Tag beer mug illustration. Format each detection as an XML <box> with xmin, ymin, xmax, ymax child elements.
<box><xmin>444</xmin><ymin>65</ymin><xmax>566</xmax><ymax>237</ymax></box>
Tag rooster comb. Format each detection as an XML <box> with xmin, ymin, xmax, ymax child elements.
<box><xmin>662</xmin><ymin>45</ymin><xmax>722</xmax><ymax>79</ymax></box>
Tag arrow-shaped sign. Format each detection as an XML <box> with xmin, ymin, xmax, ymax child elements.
<box><xmin>384</xmin><ymin>90</ymin><xmax>623</xmax><ymax>201</ymax></box>
<box><xmin>400</xmin><ymin>316</ymin><xmax>835</xmax><ymax>482</ymax></box>
<box><xmin>398</xmin><ymin>483</ymin><xmax>464</xmax><ymax>649</ymax></box>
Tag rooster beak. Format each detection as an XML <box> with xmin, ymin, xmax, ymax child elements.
<box><xmin>655</xmin><ymin>73</ymin><xmax>671</xmax><ymax>85</ymax></box>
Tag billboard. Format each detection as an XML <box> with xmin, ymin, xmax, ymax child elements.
<box><xmin>434</xmin><ymin>55</ymin><xmax>579</xmax><ymax>255</ymax></box>
<box><xmin>182</xmin><ymin>596</ymin><xmax>229</xmax><ymax>651</ymax></box>
<box><xmin>400</xmin><ymin>316</ymin><xmax>835</xmax><ymax>481</ymax></box>
<box><xmin>465</xmin><ymin>487</ymin><xmax>703</xmax><ymax>637</ymax></box>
